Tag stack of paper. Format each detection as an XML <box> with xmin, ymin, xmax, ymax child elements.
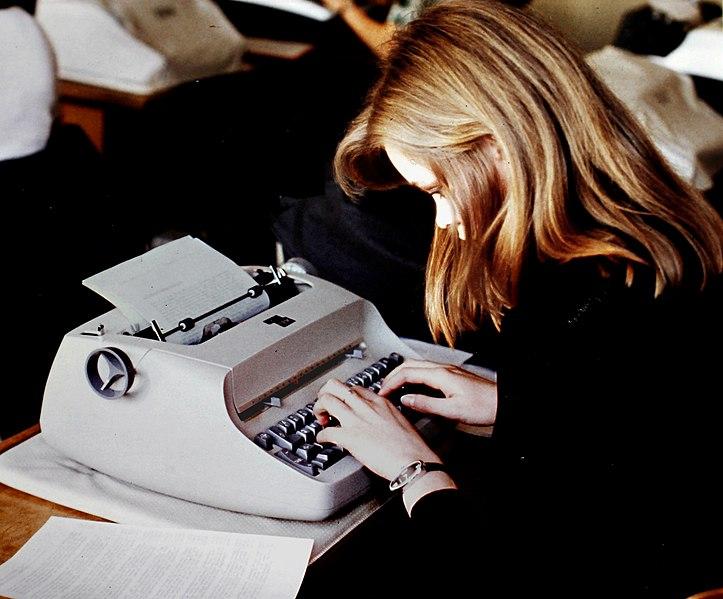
<box><xmin>0</xmin><ymin>517</ymin><xmax>312</xmax><ymax>598</ymax></box>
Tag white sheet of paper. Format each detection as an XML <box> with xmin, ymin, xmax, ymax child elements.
<box><xmin>228</xmin><ymin>0</ymin><xmax>333</xmax><ymax>22</ymax></box>
<box><xmin>0</xmin><ymin>517</ymin><xmax>312</xmax><ymax>599</ymax></box>
<box><xmin>82</xmin><ymin>236</ymin><xmax>270</xmax><ymax>344</ymax></box>
<box><xmin>653</xmin><ymin>25</ymin><xmax>723</xmax><ymax>81</ymax></box>
<box><xmin>401</xmin><ymin>337</ymin><xmax>496</xmax><ymax>381</ymax></box>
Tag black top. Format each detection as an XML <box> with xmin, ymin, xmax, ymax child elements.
<box><xmin>408</xmin><ymin>260</ymin><xmax>722</xmax><ymax>597</ymax></box>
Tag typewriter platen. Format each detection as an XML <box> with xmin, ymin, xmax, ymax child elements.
<box><xmin>40</xmin><ymin>264</ymin><xmax>434</xmax><ymax>521</ymax></box>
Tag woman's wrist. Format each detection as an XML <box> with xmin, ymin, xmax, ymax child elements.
<box><xmin>332</xmin><ymin>0</ymin><xmax>354</xmax><ymax>17</ymax></box>
<box><xmin>402</xmin><ymin>471</ymin><xmax>458</xmax><ymax>516</ymax></box>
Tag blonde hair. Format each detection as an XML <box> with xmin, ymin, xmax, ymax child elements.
<box><xmin>335</xmin><ymin>0</ymin><xmax>723</xmax><ymax>345</ymax></box>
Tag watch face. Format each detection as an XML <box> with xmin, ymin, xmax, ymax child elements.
<box><xmin>398</xmin><ymin>469</ymin><xmax>415</xmax><ymax>485</ymax></box>
<box><xmin>390</xmin><ymin>460</ymin><xmax>424</xmax><ymax>491</ymax></box>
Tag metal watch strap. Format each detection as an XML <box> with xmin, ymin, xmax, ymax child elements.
<box><xmin>389</xmin><ymin>460</ymin><xmax>446</xmax><ymax>492</ymax></box>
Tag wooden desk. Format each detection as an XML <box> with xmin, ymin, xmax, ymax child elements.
<box><xmin>57</xmin><ymin>81</ymin><xmax>158</xmax><ymax>152</ymax></box>
<box><xmin>0</xmin><ymin>426</ymin><xmax>106</xmax><ymax>566</ymax></box>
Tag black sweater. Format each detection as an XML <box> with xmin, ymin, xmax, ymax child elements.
<box><xmin>409</xmin><ymin>261</ymin><xmax>722</xmax><ymax>598</ymax></box>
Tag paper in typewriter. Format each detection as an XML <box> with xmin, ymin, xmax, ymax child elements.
<box><xmin>83</xmin><ymin>236</ymin><xmax>270</xmax><ymax>344</ymax></box>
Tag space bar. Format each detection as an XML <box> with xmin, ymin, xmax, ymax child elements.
<box><xmin>276</xmin><ymin>449</ymin><xmax>319</xmax><ymax>476</ymax></box>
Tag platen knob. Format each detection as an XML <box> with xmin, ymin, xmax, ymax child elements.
<box><xmin>85</xmin><ymin>347</ymin><xmax>135</xmax><ymax>399</ymax></box>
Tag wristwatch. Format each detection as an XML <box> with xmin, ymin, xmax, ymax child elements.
<box><xmin>389</xmin><ymin>460</ymin><xmax>447</xmax><ymax>492</ymax></box>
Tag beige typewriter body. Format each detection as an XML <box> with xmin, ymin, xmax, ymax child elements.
<box><xmin>40</xmin><ymin>271</ymin><xmax>419</xmax><ymax>521</ymax></box>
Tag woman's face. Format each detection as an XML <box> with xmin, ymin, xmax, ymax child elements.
<box><xmin>385</xmin><ymin>144</ymin><xmax>466</xmax><ymax>240</ymax></box>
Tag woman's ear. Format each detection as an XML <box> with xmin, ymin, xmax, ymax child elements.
<box><xmin>484</xmin><ymin>136</ymin><xmax>509</xmax><ymax>190</ymax></box>
<box><xmin>485</xmin><ymin>135</ymin><xmax>509</xmax><ymax>169</ymax></box>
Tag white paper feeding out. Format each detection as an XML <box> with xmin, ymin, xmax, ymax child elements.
<box><xmin>83</xmin><ymin>236</ymin><xmax>270</xmax><ymax>344</ymax></box>
<box><xmin>0</xmin><ymin>517</ymin><xmax>312</xmax><ymax>599</ymax></box>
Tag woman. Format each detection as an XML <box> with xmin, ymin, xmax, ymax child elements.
<box><xmin>311</xmin><ymin>1</ymin><xmax>723</xmax><ymax>595</ymax></box>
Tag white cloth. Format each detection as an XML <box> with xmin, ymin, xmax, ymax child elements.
<box><xmin>0</xmin><ymin>434</ymin><xmax>384</xmax><ymax>563</ymax></box>
<box><xmin>648</xmin><ymin>0</ymin><xmax>701</xmax><ymax>23</ymax></box>
<box><xmin>588</xmin><ymin>45</ymin><xmax>723</xmax><ymax>190</ymax></box>
<box><xmin>0</xmin><ymin>7</ymin><xmax>56</xmax><ymax>162</ymax></box>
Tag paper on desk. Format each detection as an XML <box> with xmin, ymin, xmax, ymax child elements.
<box><xmin>652</xmin><ymin>24</ymin><xmax>723</xmax><ymax>82</ymax></box>
<box><xmin>0</xmin><ymin>517</ymin><xmax>312</xmax><ymax>599</ymax></box>
<box><xmin>588</xmin><ymin>45</ymin><xmax>723</xmax><ymax>191</ymax></box>
<box><xmin>244</xmin><ymin>37</ymin><xmax>314</xmax><ymax>60</ymax></box>
<box><xmin>228</xmin><ymin>0</ymin><xmax>334</xmax><ymax>22</ymax></box>
<box><xmin>83</xmin><ymin>236</ymin><xmax>270</xmax><ymax>344</ymax></box>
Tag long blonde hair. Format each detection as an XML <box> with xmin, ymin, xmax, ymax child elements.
<box><xmin>335</xmin><ymin>0</ymin><xmax>723</xmax><ymax>345</ymax></box>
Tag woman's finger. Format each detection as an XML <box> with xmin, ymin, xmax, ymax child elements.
<box><xmin>391</xmin><ymin>358</ymin><xmax>440</xmax><ymax>370</ymax></box>
<box><xmin>383</xmin><ymin>359</ymin><xmax>441</xmax><ymax>381</ymax></box>
<box><xmin>323</xmin><ymin>379</ymin><xmax>375</xmax><ymax>414</ymax></box>
<box><xmin>315</xmin><ymin>425</ymin><xmax>345</xmax><ymax>446</ymax></box>
<box><xmin>317</xmin><ymin>378</ymin><xmax>348</xmax><ymax>397</ymax></box>
<box><xmin>400</xmin><ymin>393</ymin><xmax>458</xmax><ymax>419</ymax></box>
<box><xmin>379</xmin><ymin>365</ymin><xmax>451</xmax><ymax>396</ymax></box>
<box><xmin>314</xmin><ymin>392</ymin><xmax>354</xmax><ymax>424</ymax></box>
<box><xmin>355</xmin><ymin>386</ymin><xmax>414</xmax><ymax>425</ymax></box>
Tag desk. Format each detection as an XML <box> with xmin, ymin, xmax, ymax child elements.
<box><xmin>56</xmin><ymin>80</ymin><xmax>158</xmax><ymax>152</ymax></box>
<box><xmin>57</xmin><ymin>37</ymin><xmax>313</xmax><ymax>152</ymax></box>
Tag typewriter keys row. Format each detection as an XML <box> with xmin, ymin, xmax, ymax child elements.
<box><xmin>253</xmin><ymin>352</ymin><xmax>405</xmax><ymax>478</ymax></box>
<box><xmin>344</xmin><ymin>352</ymin><xmax>403</xmax><ymax>392</ymax></box>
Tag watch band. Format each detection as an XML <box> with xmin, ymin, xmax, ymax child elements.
<box><xmin>389</xmin><ymin>460</ymin><xmax>447</xmax><ymax>492</ymax></box>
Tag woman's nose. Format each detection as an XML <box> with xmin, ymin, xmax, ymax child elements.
<box><xmin>432</xmin><ymin>194</ymin><xmax>465</xmax><ymax>240</ymax></box>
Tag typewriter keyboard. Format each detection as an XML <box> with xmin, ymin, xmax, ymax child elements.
<box><xmin>253</xmin><ymin>352</ymin><xmax>404</xmax><ymax>477</ymax></box>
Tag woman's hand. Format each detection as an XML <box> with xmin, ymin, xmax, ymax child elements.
<box><xmin>379</xmin><ymin>359</ymin><xmax>498</xmax><ymax>426</ymax></box>
<box><xmin>320</xmin><ymin>0</ymin><xmax>354</xmax><ymax>13</ymax></box>
<box><xmin>313</xmin><ymin>379</ymin><xmax>442</xmax><ymax>481</ymax></box>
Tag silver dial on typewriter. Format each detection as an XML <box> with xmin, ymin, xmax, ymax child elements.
<box><xmin>85</xmin><ymin>347</ymin><xmax>135</xmax><ymax>399</ymax></box>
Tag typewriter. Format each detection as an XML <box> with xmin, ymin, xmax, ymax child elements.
<box><xmin>40</xmin><ymin>239</ymin><xmax>433</xmax><ymax>521</ymax></box>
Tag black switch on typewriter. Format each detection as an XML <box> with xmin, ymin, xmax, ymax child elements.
<box><xmin>251</xmin><ymin>267</ymin><xmax>299</xmax><ymax>305</ymax></box>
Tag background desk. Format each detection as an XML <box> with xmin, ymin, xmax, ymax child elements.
<box><xmin>57</xmin><ymin>80</ymin><xmax>156</xmax><ymax>153</ymax></box>
<box><xmin>56</xmin><ymin>37</ymin><xmax>313</xmax><ymax>153</ymax></box>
